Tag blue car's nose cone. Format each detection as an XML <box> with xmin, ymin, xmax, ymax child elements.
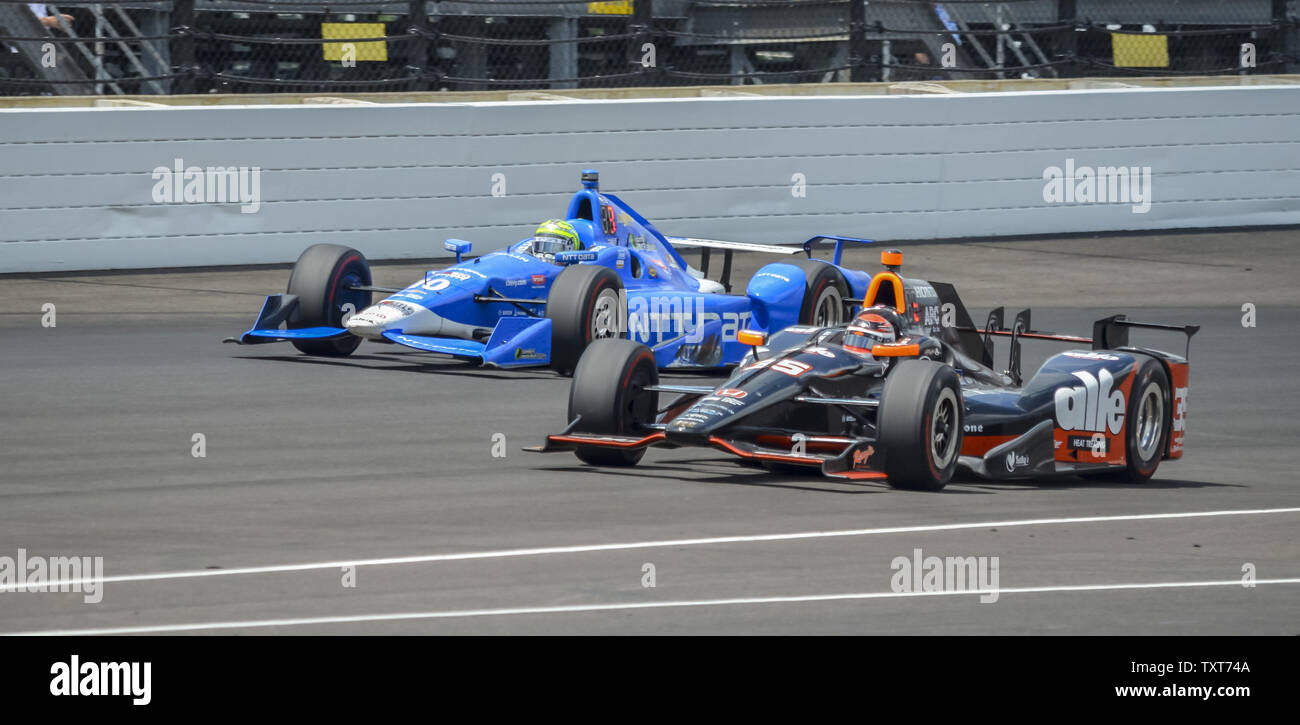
<box><xmin>345</xmin><ymin>299</ymin><xmax>424</xmax><ymax>340</ymax></box>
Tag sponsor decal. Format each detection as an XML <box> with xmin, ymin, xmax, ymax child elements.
<box><xmin>964</xmin><ymin>424</ymin><xmax>984</xmax><ymax>433</ymax></box>
<box><xmin>1063</xmin><ymin>350</ymin><xmax>1121</xmax><ymax>361</ymax></box>
<box><xmin>852</xmin><ymin>445</ymin><xmax>876</xmax><ymax>470</ymax></box>
<box><xmin>514</xmin><ymin>348</ymin><xmax>546</xmax><ymax>361</ymax></box>
<box><xmin>783</xmin><ymin>326</ymin><xmax>817</xmax><ymax>334</ymax></box>
<box><xmin>438</xmin><ymin>270</ymin><xmax>473</xmax><ymax>282</ymax></box>
<box><xmin>379</xmin><ymin>300</ymin><xmax>416</xmax><ymax>316</ymax></box>
<box><xmin>1004</xmin><ymin>450</ymin><xmax>1029</xmax><ymax>472</ymax></box>
<box><xmin>530</xmin><ymin>274</ymin><xmax>546</xmax><ymax>286</ymax></box>
<box><xmin>504</xmin><ymin>278</ymin><xmax>527</xmax><ymax>287</ymax></box>
<box><xmin>755</xmin><ymin>272</ymin><xmax>791</xmax><ymax>283</ymax></box>
<box><xmin>715</xmin><ymin>388</ymin><xmax>747</xmax><ymax>399</ymax></box>
<box><xmin>647</xmin><ymin>266</ymin><xmax>658</xmax><ymax>279</ymax></box>
<box><xmin>626</xmin><ymin>295</ymin><xmax>752</xmax><ymax>345</ymax></box>
<box><xmin>710</xmin><ymin>396</ymin><xmax>746</xmax><ymax>408</ymax></box>
<box><xmin>922</xmin><ymin>304</ymin><xmax>940</xmax><ymax>329</ymax></box>
<box><xmin>1172</xmin><ymin>386</ymin><xmax>1188</xmax><ymax>433</ymax></box>
<box><xmin>804</xmin><ymin>346</ymin><xmax>836</xmax><ymax>359</ymax></box>
<box><xmin>1054</xmin><ymin>368</ymin><xmax>1126</xmax><ymax>435</ymax></box>
<box><xmin>1067</xmin><ymin>433</ymin><xmax>1108</xmax><ymax>457</ymax></box>
<box><xmin>694</xmin><ymin>404</ymin><xmax>730</xmax><ymax>416</ymax></box>
<box><xmin>910</xmin><ymin>283</ymin><xmax>938</xmax><ymax>300</ymax></box>
<box><xmin>1169</xmin><ymin>386</ymin><xmax>1189</xmax><ymax>453</ymax></box>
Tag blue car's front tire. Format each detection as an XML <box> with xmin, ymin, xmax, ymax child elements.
<box><xmin>286</xmin><ymin>244</ymin><xmax>372</xmax><ymax>357</ymax></box>
<box><xmin>547</xmin><ymin>264</ymin><xmax>624</xmax><ymax>375</ymax></box>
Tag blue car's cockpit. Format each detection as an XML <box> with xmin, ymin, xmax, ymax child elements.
<box><xmin>512</xmin><ymin>218</ymin><xmax>599</xmax><ymax>265</ymax></box>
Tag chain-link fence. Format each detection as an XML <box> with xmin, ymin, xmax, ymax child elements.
<box><xmin>1</xmin><ymin>0</ymin><xmax>1296</xmax><ymax>96</ymax></box>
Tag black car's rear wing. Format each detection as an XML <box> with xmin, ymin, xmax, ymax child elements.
<box><xmin>930</xmin><ymin>282</ymin><xmax>1198</xmax><ymax>383</ymax></box>
<box><xmin>1092</xmin><ymin>315</ymin><xmax>1200</xmax><ymax>358</ymax></box>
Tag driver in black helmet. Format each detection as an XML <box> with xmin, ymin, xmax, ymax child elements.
<box><xmin>842</xmin><ymin>305</ymin><xmax>905</xmax><ymax>355</ymax></box>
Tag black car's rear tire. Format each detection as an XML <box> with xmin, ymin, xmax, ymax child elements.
<box><xmin>568</xmin><ymin>339</ymin><xmax>659</xmax><ymax>466</ymax></box>
<box><xmin>547</xmin><ymin>264</ymin><xmax>624</xmax><ymax>375</ymax></box>
<box><xmin>794</xmin><ymin>259</ymin><xmax>849</xmax><ymax>327</ymax></box>
<box><xmin>1082</xmin><ymin>358</ymin><xmax>1170</xmax><ymax>484</ymax></box>
<box><xmin>286</xmin><ymin>244</ymin><xmax>371</xmax><ymax>357</ymax></box>
<box><xmin>878</xmin><ymin>360</ymin><xmax>963</xmax><ymax>491</ymax></box>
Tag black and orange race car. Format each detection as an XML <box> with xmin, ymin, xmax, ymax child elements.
<box><xmin>528</xmin><ymin>250</ymin><xmax>1198</xmax><ymax>491</ymax></box>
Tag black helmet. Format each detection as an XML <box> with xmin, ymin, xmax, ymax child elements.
<box><xmin>844</xmin><ymin>305</ymin><xmax>904</xmax><ymax>353</ymax></box>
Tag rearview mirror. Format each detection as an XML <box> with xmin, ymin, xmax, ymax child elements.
<box><xmin>737</xmin><ymin>329</ymin><xmax>766</xmax><ymax>346</ymax></box>
<box><xmin>444</xmin><ymin>239</ymin><xmax>472</xmax><ymax>263</ymax></box>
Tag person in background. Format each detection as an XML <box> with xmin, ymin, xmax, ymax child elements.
<box><xmin>29</xmin><ymin>3</ymin><xmax>74</xmax><ymax>29</ymax></box>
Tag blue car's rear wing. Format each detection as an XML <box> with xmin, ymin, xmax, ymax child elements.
<box><xmin>801</xmin><ymin>235</ymin><xmax>874</xmax><ymax>266</ymax></box>
<box><xmin>668</xmin><ymin>237</ymin><xmax>800</xmax><ymax>292</ymax></box>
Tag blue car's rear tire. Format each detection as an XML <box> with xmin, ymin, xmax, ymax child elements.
<box><xmin>286</xmin><ymin>244</ymin><xmax>371</xmax><ymax>357</ymax></box>
<box><xmin>547</xmin><ymin>264</ymin><xmax>624</xmax><ymax>375</ymax></box>
<box><xmin>793</xmin><ymin>259</ymin><xmax>849</xmax><ymax>327</ymax></box>
<box><xmin>568</xmin><ymin>339</ymin><xmax>659</xmax><ymax>466</ymax></box>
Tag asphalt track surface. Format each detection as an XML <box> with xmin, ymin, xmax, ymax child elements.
<box><xmin>1</xmin><ymin>228</ymin><xmax>1297</xmax><ymax>635</ymax></box>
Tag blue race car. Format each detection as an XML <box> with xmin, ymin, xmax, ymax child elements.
<box><xmin>226</xmin><ymin>169</ymin><xmax>879</xmax><ymax>372</ymax></box>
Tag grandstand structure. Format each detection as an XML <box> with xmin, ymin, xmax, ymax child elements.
<box><xmin>0</xmin><ymin>0</ymin><xmax>1296</xmax><ymax>95</ymax></box>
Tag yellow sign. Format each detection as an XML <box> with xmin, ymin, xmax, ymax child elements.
<box><xmin>588</xmin><ymin>1</ymin><xmax>634</xmax><ymax>15</ymax></box>
<box><xmin>1111</xmin><ymin>33</ymin><xmax>1169</xmax><ymax>68</ymax></box>
<box><xmin>322</xmin><ymin>23</ymin><xmax>388</xmax><ymax>63</ymax></box>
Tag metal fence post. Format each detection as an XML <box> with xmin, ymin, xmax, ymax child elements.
<box><xmin>1057</xmin><ymin>0</ymin><xmax>1077</xmax><ymax>78</ymax></box>
<box><xmin>170</xmin><ymin>0</ymin><xmax>195</xmax><ymax>94</ymax></box>
<box><xmin>849</xmin><ymin>0</ymin><xmax>868</xmax><ymax>82</ymax></box>
<box><xmin>1275</xmin><ymin>0</ymin><xmax>1293</xmax><ymax>73</ymax></box>
<box><xmin>410</xmin><ymin>0</ymin><xmax>429</xmax><ymax>90</ymax></box>
<box><xmin>630</xmin><ymin>0</ymin><xmax>654</xmax><ymax>85</ymax></box>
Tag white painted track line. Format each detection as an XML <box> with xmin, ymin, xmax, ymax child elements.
<box><xmin>10</xmin><ymin>578</ymin><xmax>1299</xmax><ymax>636</ymax></box>
<box><xmin>3</xmin><ymin>506</ymin><xmax>1297</xmax><ymax>592</ymax></box>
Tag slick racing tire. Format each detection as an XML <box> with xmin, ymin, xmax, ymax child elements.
<box><xmin>878</xmin><ymin>360</ymin><xmax>963</xmax><ymax>491</ymax></box>
<box><xmin>1083</xmin><ymin>357</ymin><xmax>1171</xmax><ymax>484</ymax></box>
<box><xmin>793</xmin><ymin>259</ymin><xmax>849</xmax><ymax>327</ymax></box>
<box><xmin>547</xmin><ymin>264</ymin><xmax>624</xmax><ymax>375</ymax></box>
<box><xmin>568</xmin><ymin>339</ymin><xmax>659</xmax><ymax>466</ymax></box>
<box><xmin>286</xmin><ymin>244</ymin><xmax>372</xmax><ymax>357</ymax></box>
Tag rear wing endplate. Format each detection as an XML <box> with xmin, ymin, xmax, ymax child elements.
<box><xmin>1093</xmin><ymin>315</ymin><xmax>1200</xmax><ymax>359</ymax></box>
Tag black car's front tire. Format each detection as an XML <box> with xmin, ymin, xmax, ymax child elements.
<box><xmin>878</xmin><ymin>360</ymin><xmax>964</xmax><ymax>491</ymax></box>
<box><xmin>568</xmin><ymin>339</ymin><xmax>659</xmax><ymax>466</ymax></box>
<box><xmin>285</xmin><ymin>243</ymin><xmax>371</xmax><ymax>357</ymax></box>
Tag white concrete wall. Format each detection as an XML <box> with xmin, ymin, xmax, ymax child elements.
<box><xmin>1</xmin><ymin>84</ymin><xmax>1297</xmax><ymax>273</ymax></box>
